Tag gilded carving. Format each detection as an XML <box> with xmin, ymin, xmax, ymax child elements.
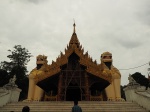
<box><xmin>26</xmin><ymin>55</ymin><xmax>48</xmax><ymax>101</ymax></box>
<box><xmin>100</xmin><ymin>52</ymin><xmax>124</xmax><ymax>101</ymax></box>
<box><xmin>26</xmin><ymin>23</ymin><xmax>123</xmax><ymax>101</ymax></box>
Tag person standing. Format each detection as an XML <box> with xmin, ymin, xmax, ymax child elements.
<box><xmin>72</xmin><ymin>100</ymin><xmax>82</xmax><ymax>112</ymax></box>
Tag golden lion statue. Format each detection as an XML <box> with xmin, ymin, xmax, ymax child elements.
<box><xmin>100</xmin><ymin>52</ymin><xmax>124</xmax><ymax>101</ymax></box>
<box><xmin>27</xmin><ymin>55</ymin><xmax>48</xmax><ymax>101</ymax></box>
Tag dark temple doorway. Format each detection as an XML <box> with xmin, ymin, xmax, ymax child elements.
<box><xmin>66</xmin><ymin>83</ymin><xmax>81</xmax><ymax>101</ymax></box>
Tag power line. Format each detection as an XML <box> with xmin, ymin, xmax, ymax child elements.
<box><xmin>119</xmin><ymin>62</ymin><xmax>149</xmax><ymax>70</ymax></box>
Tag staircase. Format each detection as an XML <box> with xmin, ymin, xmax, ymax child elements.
<box><xmin>0</xmin><ymin>101</ymin><xmax>148</xmax><ymax>112</ymax></box>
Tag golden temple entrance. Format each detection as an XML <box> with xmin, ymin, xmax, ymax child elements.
<box><xmin>39</xmin><ymin>52</ymin><xmax>109</xmax><ymax>101</ymax></box>
<box><xmin>36</xmin><ymin>25</ymin><xmax>110</xmax><ymax>101</ymax></box>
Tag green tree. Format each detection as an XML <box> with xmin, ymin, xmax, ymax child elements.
<box><xmin>0</xmin><ymin>45</ymin><xmax>32</xmax><ymax>100</ymax></box>
<box><xmin>1</xmin><ymin>45</ymin><xmax>32</xmax><ymax>76</ymax></box>
<box><xmin>0</xmin><ymin>69</ymin><xmax>9</xmax><ymax>86</ymax></box>
<box><xmin>132</xmin><ymin>72</ymin><xmax>149</xmax><ymax>89</ymax></box>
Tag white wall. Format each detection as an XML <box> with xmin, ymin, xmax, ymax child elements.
<box><xmin>124</xmin><ymin>87</ymin><xmax>150</xmax><ymax>111</ymax></box>
<box><xmin>0</xmin><ymin>87</ymin><xmax>21</xmax><ymax>107</ymax></box>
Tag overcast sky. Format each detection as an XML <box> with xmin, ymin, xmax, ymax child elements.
<box><xmin>0</xmin><ymin>0</ymin><xmax>150</xmax><ymax>86</ymax></box>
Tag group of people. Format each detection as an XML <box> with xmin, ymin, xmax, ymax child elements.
<box><xmin>21</xmin><ymin>100</ymin><xmax>82</xmax><ymax>112</ymax></box>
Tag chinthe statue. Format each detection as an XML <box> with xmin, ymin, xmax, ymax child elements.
<box><xmin>100</xmin><ymin>52</ymin><xmax>124</xmax><ymax>101</ymax></box>
<box><xmin>26</xmin><ymin>55</ymin><xmax>48</xmax><ymax>101</ymax></box>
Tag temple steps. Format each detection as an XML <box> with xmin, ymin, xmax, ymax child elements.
<box><xmin>0</xmin><ymin>101</ymin><xmax>148</xmax><ymax>112</ymax></box>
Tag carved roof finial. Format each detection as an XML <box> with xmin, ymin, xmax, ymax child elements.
<box><xmin>69</xmin><ymin>22</ymin><xmax>80</xmax><ymax>47</ymax></box>
<box><xmin>73</xmin><ymin>19</ymin><xmax>76</xmax><ymax>34</ymax></box>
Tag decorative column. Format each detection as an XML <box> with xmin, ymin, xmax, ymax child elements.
<box><xmin>57</xmin><ymin>73</ymin><xmax>63</xmax><ymax>101</ymax></box>
<box><xmin>84</xmin><ymin>72</ymin><xmax>90</xmax><ymax>100</ymax></box>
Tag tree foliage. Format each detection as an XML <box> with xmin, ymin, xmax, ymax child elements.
<box><xmin>121</xmin><ymin>85</ymin><xmax>127</xmax><ymax>100</ymax></box>
<box><xmin>8</xmin><ymin>45</ymin><xmax>31</xmax><ymax>66</ymax></box>
<box><xmin>131</xmin><ymin>72</ymin><xmax>150</xmax><ymax>89</ymax></box>
<box><xmin>0</xmin><ymin>45</ymin><xmax>32</xmax><ymax>100</ymax></box>
<box><xmin>0</xmin><ymin>45</ymin><xmax>32</xmax><ymax>74</ymax></box>
<box><xmin>0</xmin><ymin>69</ymin><xmax>9</xmax><ymax>87</ymax></box>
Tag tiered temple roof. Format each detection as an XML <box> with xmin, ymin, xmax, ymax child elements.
<box><xmin>36</xmin><ymin>23</ymin><xmax>111</xmax><ymax>84</ymax></box>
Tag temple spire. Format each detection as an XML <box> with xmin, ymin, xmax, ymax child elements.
<box><xmin>73</xmin><ymin>20</ymin><xmax>76</xmax><ymax>34</ymax></box>
<box><xmin>69</xmin><ymin>23</ymin><xmax>80</xmax><ymax>47</ymax></box>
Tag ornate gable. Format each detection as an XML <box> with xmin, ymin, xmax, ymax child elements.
<box><xmin>36</xmin><ymin>23</ymin><xmax>111</xmax><ymax>83</ymax></box>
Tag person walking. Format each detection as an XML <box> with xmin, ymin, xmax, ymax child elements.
<box><xmin>72</xmin><ymin>100</ymin><xmax>82</xmax><ymax>112</ymax></box>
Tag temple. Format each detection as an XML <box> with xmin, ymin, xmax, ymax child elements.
<box><xmin>27</xmin><ymin>23</ymin><xmax>123</xmax><ymax>101</ymax></box>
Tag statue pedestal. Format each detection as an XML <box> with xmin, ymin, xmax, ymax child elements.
<box><xmin>124</xmin><ymin>85</ymin><xmax>138</xmax><ymax>101</ymax></box>
<box><xmin>0</xmin><ymin>87</ymin><xmax>22</xmax><ymax>107</ymax></box>
<box><xmin>0</xmin><ymin>75</ymin><xmax>22</xmax><ymax>107</ymax></box>
<box><xmin>9</xmin><ymin>87</ymin><xmax>22</xmax><ymax>103</ymax></box>
<box><xmin>0</xmin><ymin>88</ymin><xmax>9</xmax><ymax>107</ymax></box>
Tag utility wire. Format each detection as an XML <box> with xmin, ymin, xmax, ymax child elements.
<box><xmin>119</xmin><ymin>62</ymin><xmax>149</xmax><ymax>70</ymax></box>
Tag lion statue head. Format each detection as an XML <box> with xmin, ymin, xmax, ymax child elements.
<box><xmin>101</xmin><ymin>52</ymin><xmax>112</xmax><ymax>69</ymax></box>
<box><xmin>36</xmin><ymin>55</ymin><xmax>48</xmax><ymax>70</ymax></box>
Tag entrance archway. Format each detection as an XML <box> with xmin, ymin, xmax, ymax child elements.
<box><xmin>66</xmin><ymin>83</ymin><xmax>81</xmax><ymax>101</ymax></box>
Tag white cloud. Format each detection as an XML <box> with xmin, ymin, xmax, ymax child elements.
<box><xmin>0</xmin><ymin>0</ymin><xmax>150</xmax><ymax>86</ymax></box>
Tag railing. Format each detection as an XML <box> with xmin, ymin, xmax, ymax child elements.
<box><xmin>124</xmin><ymin>86</ymin><xmax>150</xmax><ymax>111</ymax></box>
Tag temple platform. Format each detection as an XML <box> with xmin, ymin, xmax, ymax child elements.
<box><xmin>0</xmin><ymin>101</ymin><xmax>148</xmax><ymax>112</ymax></box>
